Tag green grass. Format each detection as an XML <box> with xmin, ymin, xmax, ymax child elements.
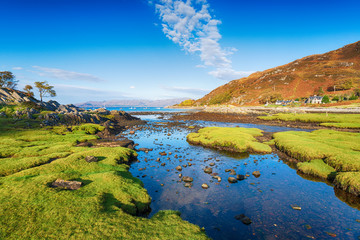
<box><xmin>297</xmin><ymin>159</ymin><xmax>337</xmax><ymax>180</ymax></box>
<box><xmin>335</xmin><ymin>172</ymin><xmax>360</xmax><ymax>196</ymax></box>
<box><xmin>273</xmin><ymin>130</ymin><xmax>360</xmax><ymax>171</ymax></box>
<box><xmin>0</xmin><ymin>121</ymin><xmax>209</xmax><ymax>239</ymax></box>
<box><xmin>187</xmin><ymin>127</ymin><xmax>272</xmax><ymax>153</ymax></box>
<box><xmin>274</xmin><ymin>129</ymin><xmax>360</xmax><ymax>196</ymax></box>
<box><xmin>259</xmin><ymin>113</ymin><xmax>360</xmax><ymax>129</ymax></box>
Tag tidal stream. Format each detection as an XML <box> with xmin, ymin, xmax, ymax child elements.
<box><xmin>124</xmin><ymin>114</ymin><xmax>360</xmax><ymax>239</ymax></box>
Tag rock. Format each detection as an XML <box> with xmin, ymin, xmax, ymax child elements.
<box><xmin>184</xmin><ymin>182</ymin><xmax>193</xmax><ymax>188</ymax></box>
<box><xmin>252</xmin><ymin>171</ymin><xmax>261</xmax><ymax>178</ymax></box>
<box><xmin>129</xmin><ymin>131</ymin><xmax>135</xmax><ymax>134</ymax></box>
<box><xmin>52</xmin><ymin>179</ymin><xmax>82</xmax><ymax>190</ymax></box>
<box><xmin>235</xmin><ymin>214</ymin><xmax>252</xmax><ymax>225</ymax></box>
<box><xmin>225</xmin><ymin>169</ymin><xmax>232</xmax><ymax>172</ymax></box>
<box><xmin>291</xmin><ymin>204</ymin><xmax>301</xmax><ymax>210</ymax></box>
<box><xmin>137</xmin><ymin>148</ymin><xmax>153</xmax><ymax>152</ymax></box>
<box><xmin>229</xmin><ymin>169</ymin><xmax>236</xmax><ymax>175</ymax></box>
<box><xmin>209</xmin><ymin>162</ymin><xmax>215</xmax><ymax>166</ymax></box>
<box><xmin>85</xmin><ymin>156</ymin><xmax>98</xmax><ymax>163</ymax></box>
<box><xmin>236</xmin><ymin>174</ymin><xmax>245</xmax><ymax>180</ymax></box>
<box><xmin>228</xmin><ymin>177</ymin><xmax>238</xmax><ymax>183</ymax></box>
<box><xmin>161</xmin><ymin>163</ymin><xmax>166</xmax><ymax>166</ymax></box>
<box><xmin>179</xmin><ymin>174</ymin><xmax>182</xmax><ymax>178</ymax></box>
<box><xmin>182</xmin><ymin>176</ymin><xmax>193</xmax><ymax>182</ymax></box>
<box><xmin>212</xmin><ymin>176</ymin><xmax>221</xmax><ymax>182</ymax></box>
<box><xmin>0</xmin><ymin>112</ymin><xmax>6</xmax><ymax>117</ymax></box>
<box><xmin>93</xmin><ymin>108</ymin><xmax>110</xmax><ymax>115</ymax></box>
<box><xmin>201</xmin><ymin>184</ymin><xmax>209</xmax><ymax>189</ymax></box>
<box><xmin>204</xmin><ymin>167</ymin><xmax>213</xmax><ymax>174</ymax></box>
<box><xmin>175</xmin><ymin>166</ymin><xmax>182</xmax><ymax>171</ymax></box>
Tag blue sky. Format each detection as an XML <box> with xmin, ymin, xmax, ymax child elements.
<box><xmin>1</xmin><ymin>0</ymin><xmax>359</xmax><ymax>104</ymax></box>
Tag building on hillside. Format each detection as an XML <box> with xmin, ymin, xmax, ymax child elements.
<box><xmin>305</xmin><ymin>95</ymin><xmax>323</xmax><ymax>104</ymax></box>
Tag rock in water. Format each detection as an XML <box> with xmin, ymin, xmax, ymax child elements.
<box><xmin>291</xmin><ymin>204</ymin><xmax>301</xmax><ymax>210</ymax></box>
<box><xmin>184</xmin><ymin>182</ymin><xmax>193</xmax><ymax>188</ymax></box>
<box><xmin>182</xmin><ymin>176</ymin><xmax>193</xmax><ymax>182</ymax></box>
<box><xmin>252</xmin><ymin>171</ymin><xmax>261</xmax><ymax>178</ymax></box>
<box><xmin>175</xmin><ymin>166</ymin><xmax>182</xmax><ymax>171</ymax></box>
<box><xmin>85</xmin><ymin>156</ymin><xmax>98</xmax><ymax>163</ymax></box>
<box><xmin>228</xmin><ymin>177</ymin><xmax>238</xmax><ymax>183</ymax></box>
<box><xmin>52</xmin><ymin>179</ymin><xmax>82</xmax><ymax>190</ymax></box>
<box><xmin>201</xmin><ymin>184</ymin><xmax>209</xmax><ymax>189</ymax></box>
<box><xmin>236</xmin><ymin>174</ymin><xmax>245</xmax><ymax>180</ymax></box>
<box><xmin>204</xmin><ymin>167</ymin><xmax>213</xmax><ymax>174</ymax></box>
<box><xmin>235</xmin><ymin>214</ymin><xmax>252</xmax><ymax>225</ymax></box>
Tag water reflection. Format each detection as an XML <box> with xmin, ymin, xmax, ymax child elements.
<box><xmin>126</xmin><ymin>118</ymin><xmax>360</xmax><ymax>240</ymax></box>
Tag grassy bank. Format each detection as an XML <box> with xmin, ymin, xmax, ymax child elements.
<box><xmin>187</xmin><ymin>127</ymin><xmax>272</xmax><ymax>153</ymax></box>
<box><xmin>273</xmin><ymin>129</ymin><xmax>360</xmax><ymax>195</ymax></box>
<box><xmin>259</xmin><ymin>113</ymin><xmax>360</xmax><ymax>129</ymax></box>
<box><xmin>0</xmin><ymin>119</ymin><xmax>208</xmax><ymax>239</ymax></box>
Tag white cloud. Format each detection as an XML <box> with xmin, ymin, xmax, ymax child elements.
<box><xmin>130</xmin><ymin>86</ymin><xmax>135</xmax><ymax>89</ymax></box>
<box><xmin>32</xmin><ymin>66</ymin><xmax>105</xmax><ymax>82</ymax></box>
<box><xmin>162</xmin><ymin>86</ymin><xmax>210</xmax><ymax>95</ymax></box>
<box><xmin>12</xmin><ymin>67</ymin><xmax>23</xmax><ymax>70</ymax></box>
<box><xmin>152</xmin><ymin>0</ymin><xmax>249</xmax><ymax>81</ymax></box>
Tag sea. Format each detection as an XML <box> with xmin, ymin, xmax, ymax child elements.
<box><xmin>83</xmin><ymin>106</ymin><xmax>196</xmax><ymax>113</ymax></box>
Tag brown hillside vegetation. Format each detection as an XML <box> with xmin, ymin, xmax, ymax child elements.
<box><xmin>196</xmin><ymin>41</ymin><xmax>360</xmax><ymax>106</ymax></box>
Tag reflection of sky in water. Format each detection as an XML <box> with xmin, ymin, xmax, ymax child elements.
<box><xmin>127</xmin><ymin>119</ymin><xmax>360</xmax><ymax>239</ymax></box>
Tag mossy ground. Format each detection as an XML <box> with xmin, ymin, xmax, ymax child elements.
<box><xmin>273</xmin><ymin>129</ymin><xmax>360</xmax><ymax>195</ymax></box>
<box><xmin>259</xmin><ymin>113</ymin><xmax>360</xmax><ymax>129</ymax></box>
<box><xmin>0</xmin><ymin>119</ymin><xmax>208</xmax><ymax>239</ymax></box>
<box><xmin>187</xmin><ymin>127</ymin><xmax>272</xmax><ymax>153</ymax></box>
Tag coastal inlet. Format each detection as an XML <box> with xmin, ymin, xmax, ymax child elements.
<box><xmin>124</xmin><ymin>114</ymin><xmax>360</xmax><ymax>240</ymax></box>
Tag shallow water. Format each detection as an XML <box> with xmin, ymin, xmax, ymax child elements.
<box><xmin>125</xmin><ymin>116</ymin><xmax>360</xmax><ymax>239</ymax></box>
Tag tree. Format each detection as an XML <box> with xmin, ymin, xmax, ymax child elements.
<box><xmin>0</xmin><ymin>71</ymin><xmax>18</xmax><ymax>89</ymax></box>
<box><xmin>321</xmin><ymin>95</ymin><xmax>330</xmax><ymax>103</ymax></box>
<box><xmin>23</xmin><ymin>85</ymin><xmax>34</xmax><ymax>97</ymax></box>
<box><xmin>34</xmin><ymin>81</ymin><xmax>56</xmax><ymax>103</ymax></box>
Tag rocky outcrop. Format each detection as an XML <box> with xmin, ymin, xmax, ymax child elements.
<box><xmin>0</xmin><ymin>88</ymin><xmax>36</xmax><ymax>104</ymax></box>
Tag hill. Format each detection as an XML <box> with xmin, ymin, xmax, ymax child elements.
<box><xmin>195</xmin><ymin>41</ymin><xmax>360</xmax><ymax>106</ymax></box>
<box><xmin>76</xmin><ymin>98</ymin><xmax>188</xmax><ymax>108</ymax></box>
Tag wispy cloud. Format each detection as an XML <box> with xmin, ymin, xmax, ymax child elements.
<box><xmin>32</xmin><ymin>66</ymin><xmax>105</xmax><ymax>82</ymax></box>
<box><xmin>152</xmin><ymin>0</ymin><xmax>250</xmax><ymax>80</ymax></box>
<box><xmin>12</xmin><ymin>67</ymin><xmax>23</xmax><ymax>70</ymax></box>
<box><xmin>162</xmin><ymin>86</ymin><xmax>210</xmax><ymax>95</ymax></box>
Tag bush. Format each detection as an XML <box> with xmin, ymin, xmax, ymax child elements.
<box><xmin>349</xmin><ymin>95</ymin><xmax>359</xmax><ymax>100</ymax></box>
<box><xmin>332</xmin><ymin>96</ymin><xmax>340</xmax><ymax>102</ymax></box>
<box><xmin>322</xmin><ymin>95</ymin><xmax>330</xmax><ymax>103</ymax></box>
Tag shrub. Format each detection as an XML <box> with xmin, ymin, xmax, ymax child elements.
<box><xmin>322</xmin><ymin>95</ymin><xmax>330</xmax><ymax>103</ymax></box>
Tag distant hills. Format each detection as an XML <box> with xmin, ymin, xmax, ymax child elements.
<box><xmin>75</xmin><ymin>98</ymin><xmax>188</xmax><ymax>108</ymax></box>
<box><xmin>195</xmin><ymin>41</ymin><xmax>360</xmax><ymax>106</ymax></box>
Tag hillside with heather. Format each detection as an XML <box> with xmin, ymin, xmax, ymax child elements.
<box><xmin>195</xmin><ymin>41</ymin><xmax>360</xmax><ymax>106</ymax></box>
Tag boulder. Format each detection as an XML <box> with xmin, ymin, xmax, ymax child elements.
<box><xmin>228</xmin><ymin>177</ymin><xmax>238</xmax><ymax>183</ymax></box>
<box><xmin>85</xmin><ymin>156</ymin><xmax>98</xmax><ymax>163</ymax></box>
<box><xmin>52</xmin><ymin>179</ymin><xmax>82</xmax><ymax>190</ymax></box>
<box><xmin>175</xmin><ymin>166</ymin><xmax>182</xmax><ymax>171</ymax></box>
<box><xmin>204</xmin><ymin>167</ymin><xmax>213</xmax><ymax>174</ymax></box>
<box><xmin>235</xmin><ymin>214</ymin><xmax>252</xmax><ymax>225</ymax></box>
<box><xmin>201</xmin><ymin>183</ymin><xmax>209</xmax><ymax>189</ymax></box>
<box><xmin>236</xmin><ymin>174</ymin><xmax>245</xmax><ymax>180</ymax></box>
<box><xmin>252</xmin><ymin>171</ymin><xmax>261</xmax><ymax>178</ymax></box>
<box><xmin>182</xmin><ymin>176</ymin><xmax>193</xmax><ymax>182</ymax></box>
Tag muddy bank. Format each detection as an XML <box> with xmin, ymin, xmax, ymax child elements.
<box><xmin>171</xmin><ymin>111</ymin><xmax>360</xmax><ymax>132</ymax></box>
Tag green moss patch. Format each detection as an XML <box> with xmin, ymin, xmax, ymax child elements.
<box><xmin>0</xmin><ymin>122</ymin><xmax>209</xmax><ymax>239</ymax></box>
<box><xmin>274</xmin><ymin>129</ymin><xmax>360</xmax><ymax>196</ymax></box>
<box><xmin>335</xmin><ymin>172</ymin><xmax>360</xmax><ymax>196</ymax></box>
<box><xmin>187</xmin><ymin>127</ymin><xmax>272</xmax><ymax>153</ymax></box>
<box><xmin>259</xmin><ymin>113</ymin><xmax>360</xmax><ymax>129</ymax></box>
<box><xmin>297</xmin><ymin>159</ymin><xmax>337</xmax><ymax>181</ymax></box>
<box><xmin>273</xmin><ymin>130</ymin><xmax>360</xmax><ymax>171</ymax></box>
